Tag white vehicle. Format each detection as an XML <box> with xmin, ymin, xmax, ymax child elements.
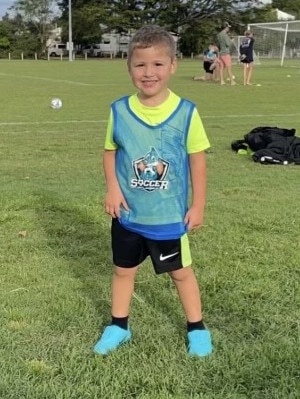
<box><xmin>93</xmin><ymin>35</ymin><xmax>118</xmax><ymax>57</ymax></box>
<box><xmin>80</xmin><ymin>44</ymin><xmax>101</xmax><ymax>57</ymax></box>
<box><xmin>92</xmin><ymin>34</ymin><xmax>131</xmax><ymax>57</ymax></box>
<box><xmin>118</xmin><ymin>35</ymin><xmax>131</xmax><ymax>56</ymax></box>
<box><xmin>48</xmin><ymin>43</ymin><xmax>67</xmax><ymax>57</ymax></box>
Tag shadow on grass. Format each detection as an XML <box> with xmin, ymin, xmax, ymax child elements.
<box><xmin>133</xmin><ymin>273</ymin><xmax>184</xmax><ymax>331</ymax></box>
<box><xmin>35</xmin><ymin>191</ymin><xmax>112</xmax><ymax>322</ymax></box>
<box><xmin>35</xmin><ymin>191</ymin><xmax>184</xmax><ymax>331</ymax></box>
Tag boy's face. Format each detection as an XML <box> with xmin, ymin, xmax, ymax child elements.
<box><xmin>128</xmin><ymin>45</ymin><xmax>177</xmax><ymax>105</ymax></box>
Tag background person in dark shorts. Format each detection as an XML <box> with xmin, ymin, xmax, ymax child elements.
<box><xmin>239</xmin><ymin>30</ymin><xmax>255</xmax><ymax>85</ymax></box>
<box><xmin>193</xmin><ymin>44</ymin><xmax>220</xmax><ymax>81</ymax></box>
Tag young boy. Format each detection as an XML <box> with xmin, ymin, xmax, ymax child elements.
<box><xmin>193</xmin><ymin>44</ymin><xmax>220</xmax><ymax>82</ymax></box>
<box><xmin>93</xmin><ymin>25</ymin><xmax>213</xmax><ymax>357</ymax></box>
<box><xmin>239</xmin><ymin>30</ymin><xmax>255</xmax><ymax>85</ymax></box>
<box><xmin>205</xmin><ymin>44</ymin><xmax>220</xmax><ymax>71</ymax></box>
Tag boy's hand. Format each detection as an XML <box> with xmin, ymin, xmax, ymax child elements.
<box><xmin>184</xmin><ymin>206</ymin><xmax>204</xmax><ymax>231</ymax></box>
<box><xmin>105</xmin><ymin>188</ymin><xmax>129</xmax><ymax>218</ymax></box>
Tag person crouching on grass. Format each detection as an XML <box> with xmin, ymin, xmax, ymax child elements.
<box><xmin>239</xmin><ymin>30</ymin><xmax>255</xmax><ymax>85</ymax></box>
<box><xmin>93</xmin><ymin>25</ymin><xmax>213</xmax><ymax>357</ymax></box>
<box><xmin>193</xmin><ymin>43</ymin><xmax>220</xmax><ymax>82</ymax></box>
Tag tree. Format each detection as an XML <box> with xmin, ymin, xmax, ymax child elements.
<box><xmin>0</xmin><ymin>14</ymin><xmax>37</xmax><ymax>58</ymax></box>
<box><xmin>238</xmin><ymin>4</ymin><xmax>277</xmax><ymax>32</ymax></box>
<box><xmin>56</xmin><ymin>0</ymin><xmax>273</xmax><ymax>54</ymax></box>
<box><xmin>58</xmin><ymin>0</ymin><xmax>111</xmax><ymax>44</ymax></box>
<box><xmin>60</xmin><ymin>4</ymin><xmax>108</xmax><ymax>44</ymax></box>
<box><xmin>0</xmin><ymin>0</ymin><xmax>275</xmax><ymax>57</ymax></box>
<box><xmin>0</xmin><ymin>20</ymin><xmax>11</xmax><ymax>56</ymax></box>
<box><xmin>11</xmin><ymin>0</ymin><xmax>56</xmax><ymax>54</ymax></box>
<box><xmin>272</xmin><ymin>0</ymin><xmax>300</xmax><ymax>18</ymax></box>
<box><xmin>57</xmin><ymin>0</ymin><xmax>265</xmax><ymax>36</ymax></box>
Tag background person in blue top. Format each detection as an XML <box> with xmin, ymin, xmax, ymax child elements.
<box><xmin>239</xmin><ymin>30</ymin><xmax>255</xmax><ymax>85</ymax></box>
<box><xmin>193</xmin><ymin>43</ymin><xmax>220</xmax><ymax>82</ymax></box>
<box><xmin>93</xmin><ymin>25</ymin><xmax>213</xmax><ymax>357</ymax></box>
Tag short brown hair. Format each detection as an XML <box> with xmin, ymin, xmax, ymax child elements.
<box><xmin>127</xmin><ymin>25</ymin><xmax>177</xmax><ymax>62</ymax></box>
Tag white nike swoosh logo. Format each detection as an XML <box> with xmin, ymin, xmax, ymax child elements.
<box><xmin>159</xmin><ymin>252</ymin><xmax>179</xmax><ymax>261</ymax></box>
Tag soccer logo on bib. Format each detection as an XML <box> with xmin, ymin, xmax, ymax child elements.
<box><xmin>131</xmin><ymin>147</ymin><xmax>169</xmax><ymax>192</ymax></box>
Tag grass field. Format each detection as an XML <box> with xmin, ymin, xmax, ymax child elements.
<box><xmin>0</xmin><ymin>58</ymin><xmax>300</xmax><ymax>399</ymax></box>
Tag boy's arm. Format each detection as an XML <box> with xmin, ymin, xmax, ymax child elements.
<box><xmin>184</xmin><ymin>151</ymin><xmax>207</xmax><ymax>231</ymax></box>
<box><xmin>103</xmin><ymin>149</ymin><xmax>129</xmax><ymax>218</ymax></box>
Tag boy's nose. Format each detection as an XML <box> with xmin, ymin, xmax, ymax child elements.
<box><xmin>144</xmin><ymin>65</ymin><xmax>155</xmax><ymax>76</ymax></box>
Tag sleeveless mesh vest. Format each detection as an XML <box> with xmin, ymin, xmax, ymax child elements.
<box><xmin>112</xmin><ymin>96</ymin><xmax>195</xmax><ymax>240</ymax></box>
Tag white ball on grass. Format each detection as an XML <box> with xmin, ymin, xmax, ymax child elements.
<box><xmin>50</xmin><ymin>98</ymin><xmax>63</xmax><ymax>109</ymax></box>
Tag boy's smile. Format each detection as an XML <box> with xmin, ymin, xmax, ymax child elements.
<box><xmin>128</xmin><ymin>45</ymin><xmax>177</xmax><ymax>106</ymax></box>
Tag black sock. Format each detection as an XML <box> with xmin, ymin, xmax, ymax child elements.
<box><xmin>111</xmin><ymin>316</ymin><xmax>129</xmax><ymax>330</ymax></box>
<box><xmin>187</xmin><ymin>320</ymin><xmax>206</xmax><ymax>332</ymax></box>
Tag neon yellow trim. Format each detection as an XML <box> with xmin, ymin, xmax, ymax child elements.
<box><xmin>181</xmin><ymin>234</ymin><xmax>192</xmax><ymax>267</ymax></box>
<box><xmin>104</xmin><ymin>92</ymin><xmax>210</xmax><ymax>153</ymax></box>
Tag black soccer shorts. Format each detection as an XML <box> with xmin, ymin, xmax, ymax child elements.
<box><xmin>111</xmin><ymin>218</ymin><xmax>192</xmax><ymax>274</ymax></box>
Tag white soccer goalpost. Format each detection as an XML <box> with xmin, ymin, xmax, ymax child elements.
<box><xmin>247</xmin><ymin>20</ymin><xmax>300</xmax><ymax>66</ymax></box>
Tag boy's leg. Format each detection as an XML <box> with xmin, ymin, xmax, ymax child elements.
<box><xmin>93</xmin><ymin>266</ymin><xmax>138</xmax><ymax>355</ymax></box>
<box><xmin>221</xmin><ymin>54</ymin><xmax>235</xmax><ymax>85</ymax></box>
<box><xmin>193</xmin><ymin>75</ymin><xmax>206</xmax><ymax>81</ymax></box>
<box><xmin>243</xmin><ymin>64</ymin><xmax>247</xmax><ymax>85</ymax></box>
<box><xmin>112</xmin><ymin>265</ymin><xmax>139</xmax><ymax>317</ymax></box>
<box><xmin>169</xmin><ymin>267</ymin><xmax>202</xmax><ymax>322</ymax></box>
<box><xmin>169</xmin><ymin>267</ymin><xmax>213</xmax><ymax>357</ymax></box>
<box><xmin>246</xmin><ymin>63</ymin><xmax>253</xmax><ymax>85</ymax></box>
<box><xmin>213</xmin><ymin>65</ymin><xmax>220</xmax><ymax>81</ymax></box>
<box><xmin>94</xmin><ymin>219</ymin><xmax>147</xmax><ymax>355</ymax></box>
<box><xmin>110</xmin><ymin>218</ymin><xmax>146</xmax><ymax>318</ymax></box>
<box><xmin>226</xmin><ymin>64</ymin><xmax>236</xmax><ymax>85</ymax></box>
<box><xmin>219</xmin><ymin>62</ymin><xmax>225</xmax><ymax>85</ymax></box>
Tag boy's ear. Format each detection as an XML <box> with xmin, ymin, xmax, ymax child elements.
<box><xmin>171</xmin><ymin>57</ymin><xmax>178</xmax><ymax>74</ymax></box>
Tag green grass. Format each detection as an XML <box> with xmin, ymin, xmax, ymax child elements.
<box><xmin>0</xmin><ymin>58</ymin><xmax>300</xmax><ymax>399</ymax></box>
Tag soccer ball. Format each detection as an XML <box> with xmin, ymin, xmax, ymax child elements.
<box><xmin>50</xmin><ymin>98</ymin><xmax>62</xmax><ymax>109</ymax></box>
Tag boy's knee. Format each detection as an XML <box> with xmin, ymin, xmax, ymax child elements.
<box><xmin>113</xmin><ymin>266</ymin><xmax>137</xmax><ymax>278</ymax></box>
<box><xmin>169</xmin><ymin>266</ymin><xmax>192</xmax><ymax>282</ymax></box>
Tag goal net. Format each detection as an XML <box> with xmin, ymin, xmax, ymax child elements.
<box><xmin>247</xmin><ymin>20</ymin><xmax>300</xmax><ymax>66</ymax></box>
